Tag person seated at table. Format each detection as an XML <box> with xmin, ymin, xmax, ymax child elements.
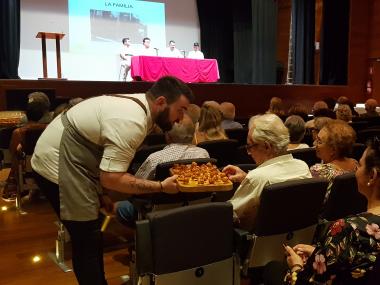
<box><xmin>162</xmin><ymin>40</ymin><xmax>183</xmax><ymax>58</ymax></box>
<box><xmin>115</xmin><ymin>114</ymin><xmax>209</xmax><ymax>225</ymax></box>
<box><xmin>220</xmin><ymin>102</ymin><xmax>243</xmax><ymax>130</ymax></box>
<box><xmin>120</xmin><ymin>37</ymin><xmax>134</xmax><ymax>81</ymax></box>
<box><xmin>188</xmin><ymin>42</ymin><xmax>204</xmax><ymax>59</ymax></box>
<box><xmin>139</xmin><ymin>37</ymin><xmax>156</xmax><ymax>56</ymax></box>
<box><xmin>263</xmin><ymin>138</ymin><xmax>380</xmax><ymax>285</ymax></box>
<box><xmin>285</xmin><ymin>115</ymin><xmax>309</xmax><ymax>150</ymax></box>
<box><xmin>310</xmin><ymin>120</ymin><xmax>358</xmax><ymax>201</ymax></box>
<box><xmin>193</xmin><ymin>104</ymin><xmax>228</xmax><ymax>144</ymax></box>
<box><xmin>223</xmin><ymin>114</ymin><xmax>311</xmax><ymax>231</ymax></box>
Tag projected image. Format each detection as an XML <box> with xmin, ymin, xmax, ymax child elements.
<box><xmin>90</xmin><ymin>10</ymin><xmax>147</xmax><ymax>43</ymax></box>
<box><xmin>68</xmin><ymin>0</ymin><xmax>166</xmax><ymax>53</ymax></box>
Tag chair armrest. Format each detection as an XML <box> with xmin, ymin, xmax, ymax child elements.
<box><xmin>233</xmin><ymin>228</ymin><xmax>252</xmax><ymax>261</ymax></box>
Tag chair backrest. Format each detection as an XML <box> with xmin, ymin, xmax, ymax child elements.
<box><xmin>357</xmin><ymin>128</ymin><xmax>380</xmax><ymax>144</ymax></box>
<box><xmin>224</xmin><ymin>128</ymin><xmax>248</xmax><ymax>146</ymax></box>
<box><xmin>288</xmin><ymin>147</ymin><xmax>319</xmax><ymax>167</ymax></box>
<box><xmin>136</xmin><ymin>202</ymin><xmax>234</xmax><ymax>285</ymax></box>
<box><xmin>197</xmin><ymin>139</ymin><xmax>239</xmax><ymax>167</ymax></box>
<box><xmin>349</xmin><ymin>121</ymin><xmax>369</xmax><ymax>134</ymax></box>
<box><xmin>234</xmin><ymin>145</ymin><xmax>255</xmax><ymax>164</ymax></box>
<box><xmin>246</xmin><ymin>178</ymin><xmax>328</xmax><ymax>268</ymax></box>
<box><xmin>129</xmin><ymin>144</ymin><xmax>167</xmax><ymax>174</ymax></box>
<box><xmin>351</xmin><ymin>143</ymin><xmax>366</xmax><ymax>161</ymax></box>
<box><xmin>22</xmin><ymin>127</ymin><xmax>46</xmax><ymax>155</ymax></box>
<box><xmin>321</xmin><ymin>172</ymin><xmax>367</xmax><ymax>221</ymax></box>
<box><xmin>143</xmin><ymin>133</ymin><xmax>166</xmax><ymax>146</ymax></box>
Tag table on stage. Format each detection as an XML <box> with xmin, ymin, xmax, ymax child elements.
<box><xmin>131</xmin><ymin>56</ymin><xmax>220</xmax><ymax>83</ymax></box>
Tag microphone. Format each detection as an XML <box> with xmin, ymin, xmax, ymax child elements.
<box><xmin>180</xmin><ymin>50</ymin><xmax>186</xmax><ymax>57</ymax></box>
<box><xmin>153</xmin><ymin>47</ymin><xmax>159</xmax><ymax>56</ymax></box>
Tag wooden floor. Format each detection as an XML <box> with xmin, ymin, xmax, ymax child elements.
<box><xmin>0</xmin><ymin>168</ymin><xmax>133</xmax><ymax>285</ymax></box>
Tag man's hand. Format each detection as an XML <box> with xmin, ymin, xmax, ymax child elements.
<box><xmin>222</xmin><ymin>165</ymin><xmax>247</xmax><ymax>183</ymax></box>
<box><xmin>161</xmin><ymin>175</ymin><xmax>179</xmax><ymax>194</ymax></box>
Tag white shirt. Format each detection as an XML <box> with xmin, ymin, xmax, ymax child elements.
<box><xmin>135</xmin><ymin>143</ymin><xmax>210</xmax><ymax>179</ymax></box>
<box><xmin>139</xmin><ymin>46</ymin><xmax>157</xmax><ymax>56</ymax></box>
<box><xmin>120</xmin><ymin>45</ymin><xmax>134</xmax><ymax>59</ymax></box>
<box><xmin>31</xmin><ymin>94</ymin><xmax>152</xmax><ymax>184</ymax></box>
<box><xmin>162</xmin><ymin>48</ymin><xmax>183</xmax><ymax>58</ymax></box>
<box><xmin>188</xmin><ymin>50</ymin><xmax>204</xmax><ymax>59</ymax></box>
<box><xmin>229</xmin><ymin>154</ymin><xmax>311</xmax><ymax>230</ymax></box>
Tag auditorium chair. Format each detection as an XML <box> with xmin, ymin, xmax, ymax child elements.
<box><xmin>225</xmin><ymin>128</ymin><xmax>248</xmax><ymax>146</ymax></box>
<box><xmin>288</xmin><ymin>147</ymin><xmax>319</xmax><ymax>167</ymax></box>
<box><xmin>143</xmin><ymin>133</ymin><xmax>166</xmax><ymax>146</ymax></box>
<box><xmin>236</xmin><ymin>178</ymin><xmax>328</xmax><ymax>277</ymax></box>
<box><xmin>321</xmin><ymin>172</ymin><xmax>367</xmax><ymax>221</ymax></box>
<box><xmin>128</xmin><ymin>144</ymin><xmax>167</xmax><ymax>174</ymax></box>
<box><xmin>351</xmin><ymin>143</ymin><xmax>366</xmax><ymax>161</ymax></box>
<box><xmin>357</xmin><ymin>128</ymin><xmax>380</xmax><ymax>144</ymax></box>
<box><xmin>132</xmin><ymin>202</ymin><xmax>238</xmax><ymax>285</ymax></box>
<box><xmin>234</xmin><ymin>145</ymin><xmax>255</xmax><ymax>164</ymax></box>
<box><xmin>197</xmin><ymin>139</ymin><xmax>239</xmax><ymax>167</ymax></box>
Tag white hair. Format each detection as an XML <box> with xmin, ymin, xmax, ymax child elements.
<box><xmin>250</xmin><ymin>114</ymin><xmax>289</xmax><ymax>154</ymax></box>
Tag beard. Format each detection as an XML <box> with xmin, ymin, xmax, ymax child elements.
<box><xmin>155</xmin><ymin>107</ymin><xmax>173</xmax><ymax>132</ymax></box>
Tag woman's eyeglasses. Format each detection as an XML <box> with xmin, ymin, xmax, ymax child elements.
<box><xmin>245</xmin><ymin>142</ymin><xmax>260</xmax><ymax>152</ymax></box>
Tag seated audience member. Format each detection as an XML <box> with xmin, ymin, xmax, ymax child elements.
<box><xmin>135</xmin><ymin>114</ymin><xmax>209</xmax><ymax>179</ymax></box>
<box><xmin>336</xmin><ymin>104</ymin><xmax>353</xmax><ymax>122</ymax></box>
<box><xmin>119</xmin><ymin>37</ymin><xmax>134</xmax><ymax>81</ymax></box>
<box><xmin>310</xmin><ymin>116</ymin><xmax>333</xmax><ymax>143</ymax></box>
<box><xmin>287</xmin><ymin>104</ymin><xmax>309</xmax><ymax>123</ymax></box>
<box><xmin>220</xmin><ymin>102</ymin><xmax>243</xmax><ymax>130</ymax></box>
<box><xmin>305</xmin><ymin>101</ymin><xmax>335</xmax><ymax>129</ymax></box>
<box><xmin>193</xmin><ymin>104</ymin><xmax>228</xmax><ymax>144</ymax></box>
<box><xmin>162</xmin><ymin>40</ymin><xmax>182</xmax><ymax>58</ymax></box>
<box><xmin>202</xmin><ymin>100</ymin><xmax>220</xmax><ymax>110</ymax></box>
<box><xmin>53</xmin><ymin>97</ymin><xmax>84</xmax><ymax>118</ymax></box>
<box><xmin>115</xmin><ymin>115</ymin><xmax>209</xmax><ymax>225</ymax></box>
<box><xmin>361</xmin><ymin>98</ymin><xmax>379</xmax><ymax>118</ymax></box>
<box><xmin>2</xmin><ymin>92</ymin><xmax>53</xmax><ymax>201</ymax></box>
<box><xmin>187</xmin><ymin>42</ymin><xmax>204</xmax><ymax>59</ymax></box>
<box><xmin>265</xmin><ymin>139</ymin><xmax>380</xmax><ymax>285</ymax></box>
<box><xmin>284</xmin><ymin>115</ymin><xmax>309</xmax><ymax>150</ymax></box>
<box><xmin>266</xmin><ymin>97</ymin><xmax>285</xmax><ymax>119</ymax></box>
<box><xmin>223</xmin><ymin>114</ymin><xmax>311</xmax><ymax>231</ymax></box>
<box><xmin>139</xmin><ymin>37</ymin><xmax>156</xmax><ymax>56</ymax></box>
<box><xmin>186</xmin><ymin>103</ymin><xmax>201</xmax><ymax>124</ymax></box>
<box><xmin>336</xmin><ymin>96</ymin><xmax>359</xmax><ymax>117</ymax></box>
<box><xmin>310</xmin><ymin>120</ymin><xmax>357</xmax><ymax>201</ymax></box>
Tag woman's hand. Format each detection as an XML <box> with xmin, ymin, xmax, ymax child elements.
<box><xmin>222</xmin><ymin>165</ymin><xmax>247</xmax><ymax>183</ymax></box>
<box><xmin>161</xmin><ymin>175</ymin><xmax>179</xmax><ymax>194</ymax></box>
<box><xmin>293</xmin><ymin>244</ymin><xmax>315</xmax><ymax>263</ymax></box>
<box><xmin>284</xmin><ymin>245</ymin><xmax>304</xmax><ymax>271</ymax></box>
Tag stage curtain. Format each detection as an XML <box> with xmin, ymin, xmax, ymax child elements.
<box><xmin>292</xmin><ymin>0</ymin><xmax>315</xmax><ymax>84</ymax></box>
<box><xmin>319</xmin><ymin>0</ymin><xmax>350</xmax><ymax>85</ymax></box>
<box><xmin>0</xmin><ymin>0</ymin><xmax>20</xmax><ymax>79</ymax></box>
<box><xmin>233</xmin><ymin>0</ymin><xmax>253</xmax><ymax>83</ymax></box>
<box><xmin>251</xmin><ymin>0</ymin><xmax>278</xmax><ymax>84</ymax></box>
<box><xmin>196</xmin><ymin>0</ymin><xmax>234</xmax><ymax>83</ymax></box>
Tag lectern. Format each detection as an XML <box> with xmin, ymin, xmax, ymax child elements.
<box><xmin>36</xmin><ymin>32</ymin><xmax>65</xmax><ymax>79</ymax></box>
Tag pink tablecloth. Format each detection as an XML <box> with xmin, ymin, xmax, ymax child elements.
<box><xmin>131</xmin><ymin>56</ymin><xmax>220</xmax><ymax>83</ymax></box>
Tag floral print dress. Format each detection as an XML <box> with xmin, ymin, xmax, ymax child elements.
<box><xmin>310</xmin><ymin>162</ymin><xmax>358</xmax><ymax>203</ymax></box>
<box><xmin>293</xmin><ymin>213</ymin><xmax>380</xmax><ymax>284</ymax></box>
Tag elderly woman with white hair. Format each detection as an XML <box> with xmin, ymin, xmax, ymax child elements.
<box><xmin>223</xmin><ymin>114</ymin><xmax>312</xmax><ymax>231</ymax></box>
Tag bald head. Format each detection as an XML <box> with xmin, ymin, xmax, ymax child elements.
<box><xmin>365</xmin><ymin>99</ymin><xmax>378</xmax><ymax>112</ymax></box>
<box><xmin>313</xmin><ymin>101</ymin><xmax>328</xmax><ymax>112</ymax></box>
<box><xmin>220</xmin><ymin>102</ymin><xmax>236</xmax><ymax>120</ymax></box>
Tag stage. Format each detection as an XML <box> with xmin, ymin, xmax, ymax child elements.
<box><xmin>0</xmin><ymin>79</ymin><xmax>355</xmax><ymax>118</ymax></box>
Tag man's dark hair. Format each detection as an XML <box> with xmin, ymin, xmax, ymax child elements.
<box><xmin>147</xmin><ymin>76</ymin><xmax>194</xmax><ymax>104</ymax></box>
<box><xmin>143</xmin><ymin>37</ymin><xmax>150</xmax><ymax>43</ymax></box>
<box><xmin>169</xmin><ymin>40</ymin><xmax>175</xmax><ymax>45</ymax></box>
<box><xmin>122</xmin><ymin>37</ymin><xmax>129</xmax><ymax>44</ymax></box>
